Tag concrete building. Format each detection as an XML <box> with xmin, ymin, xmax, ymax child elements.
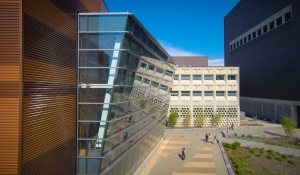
<box><xmin>169</xmin><ymin>57</ymin><xmax>240</xmax><ymax>127</ymax></box>
<box><xmin>225</xmin><ymin>0</ymin><xmax>300</xmax><ymax>125</ymax></box>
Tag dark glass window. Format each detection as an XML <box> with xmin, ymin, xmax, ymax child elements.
<box><xmin>140</xmin><ymin>62</ymin><xmax>147</xmax><ymax>68</ymax></box>
<box><xmin>136</xmin><ymin>76</ymin><xmax>142</xmax><ymax>81</ymax></box>
<box><xmin>204</xmin><ymin>91</ymin><xmax>213</xmax><ymax>96</ymax></box>
<box><xmin>204</xmin><ymin>75</ymin><xmax>213</xmax><ymax>80</ymax></box>
<box><xmin>130</xmin><ymin>41</ymin><xmax>137</xmax><ymax>51</ymax></box>
<box><xmin>230</xmin><ymin>45</ymin><xmax>233</xmax><ymax>51</ymax></box>
<box><xmin>244</xmin><ymin>37</ymin><xmax>247</xmax><ymax>43</ymax></box>
<box><xmin>228</xmin><ymin>91</ymin><xmax>236</xmax><ymax>96</ymax></box>
<box><xmin>143</xmin><ymin>78</ymin><xmax>150</xmax><ymax>84</ymax></box>
<box><xmin>181</xmin><ymin>75</ymin><xmax>190</xmax><ymax>80</ymax></box>
<box><xmin>228</xmin><ymin>75</ymin><xmax>236</xmax><ymax>80</ymax></box>
<box><xmin>193</xmin><ymin>91</ymin><xmax>201</xmax><ymax>96</ymax></box>
<box><xmin>148</xmin><ymin>65</ymin><xmax>155</xmax><ymax>71</ymax></box>
<box><xmin>263</xmin><ymin>25</ymin><xmax>268</xmax><ymax>33</ymax></box>
<box><xmin>269</xmin><ymin>21</ymin><xmax>274</xmax><ymax>30</ymax></box>
<box><xmin>216</xmin><ymin>91</ymin><xmax>225</xmax><ymax>96</ymax></box>
<box><xmin>156</xmin><ymin>68</ymin><xmax>163</xmax><ymax>74</ymax></box>
<box><xmin>240</xmin><ymin>39</ymin><xmax>243</xmax><ymax>45</ymax></box>
<box><xmin>248</xmin><ymin>34</ymin><xmax>251</xmax><ymax>41</ymax></box>
<box><xmin>257</xmin><ymin>29</ymin><xmax>262</xmax><ymax>36</ymax></box>
<box><xmin>237</xmin><ymin>41</ymin><xmax>239</xmax><ymax>47</ymax></box>
<box><xmin>216</xmin><ymin>75</ymin><xmax>224</xmax><ymax>80</ymax></box>
<box><xmin>233</xmin><ymin>43</ymin><xmax>236</xmax><ymax>49</ymax></box>
<box><xmin>193</xmin><ymin>75</ymin><xmax>201</xmax><ymax>80</ymax></box>
<box><xmin>252</xmin><ymin>31</ymin><xmax>256</xmax><ymax>39</ymax></box>
<box><xmin>285</xmin><ymin>12</ymin><xmax>291</xmax><ymax>22</ymax></box>
<box><xmin>181</xmin><ymin>91</ymin><xmax>190</xmax><ymax>96</ymax></box>
<box><xmin>160</xmin><ymin>85</ymin><xmax>168</xmax><ymax>91</ymax></box>
<box><xmin>277</xmin><ymin>17</ymin><xmax>282</xmax><ymax>26</ymax></box>
<box><xmin>173</xmin><ymin>75</ymin><xmax>178</xmax><ymax>80</ymax></box>
<box><xmin>151</xmin><ymin>81</ymin><xmax>159</xmax><ymax>87</ymax></box>
<box><xmin>171</xmin><ymin>91</ymin><xmax>178</xmax><ymax>96</ymax></box>
<box><xmin>165</xmin><ymin>70</ymin><xmax>173</xmax><ymax>77</ymax></box>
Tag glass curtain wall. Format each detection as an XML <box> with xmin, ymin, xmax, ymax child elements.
<box><xmin>78</xmin><ymin>13</ymin><xmax>174</xmax><ymax>175</ymax></box>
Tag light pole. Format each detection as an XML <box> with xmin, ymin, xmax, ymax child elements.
<box><xmin>226</xmin><ymin>111</ymin><xmax>228</xmax><ymax>135</ymax></box>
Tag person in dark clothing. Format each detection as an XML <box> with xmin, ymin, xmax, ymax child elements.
<box><xmin>205</xmin><ymin>133</ymin><xmax>208</xmax><ymax>142</ymax></box>
<box><xmin>123</xmin><ymin>132</ymin><xmax>128</xmax><ymax>140</ymax></box>
<box><xmin>182</xmin><ymin>148</ymin><xmax>186</xmax><ymax>160</ymax></box>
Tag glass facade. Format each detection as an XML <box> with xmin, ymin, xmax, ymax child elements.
<box><xmin>78</xmin><ymin>13</ymin><xmax>174</xmax><ymax>175</ymax></box>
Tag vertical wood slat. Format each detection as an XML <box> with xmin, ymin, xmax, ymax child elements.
<box><xmin>0</xmin><ymin>0</ymin><xmax>21</xmax><ymax>175</ymax></box>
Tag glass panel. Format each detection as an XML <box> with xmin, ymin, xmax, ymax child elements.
<box><xmin>228</xmin><ymin>75</ymin><xmax>236</xmax><ymax>80</ymax></box>
<box><xmin>143</xmin><ymin>78</ymin><xmax>150</xmax><ymax>84</ymax></box>
<box><xmin>160</xmin><ymin>85</ymin><xmax>168</xmax><ymax>91</ymax></box>
<box><xmin>127</xmin><ymin>55</ymin><xmax>138</xmax><ymax>71</ymax></box>
<box><xmin>79</xmin><ymin>33</ymin><xmax>124</xmax><ymax>49</ymax></box>
<box><xmin>111</xmin><ymin>87</ymin><xmax>131</xmax><ymax>103</ymax></box>
<box><xmin>136</xmin><ymin>76</ymin><xmax>142</xmax><ymax>81</ymax></box>
<box><xmin>79</xmin><ymin>122</ymin><xmax>101</xmax><ymax>138</ymax></box>
<box><xmin>140</xmin><ymin>62</ymin><xmax>147</xmax><ymax>68</ymax></box>
<box><xmin>204</xmin><ymin>91</ymin><xmax>213</xmax><ymax>96</ymax></box>
<box><xmin>263</xmin><ymin>25</ymin><xmax>268</xmax><ymax>33</ymax></box>
<box><xmin>228</xmin><ymin>91</ymin><xmax>236</xmax><ymax>96</ymax></box>
<box><xmin>257</xmin><ymin>29</ymin><xmax>262</xmax><ymax>36</ymax></box>
<box><xmin>79</xmin><ymin>88</ymin><xmax>107</xmax><ymax>103</ymax></box>
<box><xmin>204</xmin><ymin>75</ymin><xmax>213</xmax><ymax>80</ymax></box>
<box><xmin>156</xmin><ymin>68</ymin><xmax>163</xmax><ymax>74</ymax></box>
<box><xmin>119</xmin><ymin>52</ymin><xmax>128</xmax><ymax>69</ymax></box>
<box><xmin>277</xmin><ymin>17</ymin><xmax>282</xmax><ymax>26</ymax></box>
<box><xmin>216</xmin><ymin>91</ymin><xmax>224</xmax><ymax>96</ymax></box>
<box><xmin>193</xmin><ymin>75</ymin><xmax>201</xmax><ymax>80</ymax></box>
<box><xmin>148</xmin><ymin>65</ymin><xmax>155</xmax><ymax>71</ymax></box>
<box><xmin>269</xmin><ymin>21</ymin><xmax>274</xmax><ymax>30</ymax></box>
<box><xmin>151</xmin><ymin>81</ymin><xmax>159</xmax><ymax>87</ymax></box>
<box><xmin>79</xmin><ymin>16</ymin><xmax>87</xmax><ymax>31</ymax></box>
<box><xmin>79</xmin><ymin>104</ymin><xmax>103</xmax><ymax>120</ymax></box>
<box><xmin>216</xmin><ymin>75</ymin><xmax>224</xmax><ymax>80</ymax></box>
<box><xmin>86</xmin><ymin>14</ymin><xmax>127</xmax><ymax>31</ymax></box>
<box><xmin>173</xmin><ymin>75</ymin><xmax>178</xmax><ymax>80</ymax></box>
<box><xmin>78</xmin><ymin>140</ymin><xmax>102</xmax><ymax>156</ymax></box>
<box><xmin>181</xmin><ymin>75</ymin><xmax>190</xmax><ymax>80</ymax></box>
<box><xmin>79</xmin><ymin>51</ymin><xmax>111</xmax><ymax>67</ymax></box>
<box><xmin>79</xmin><ymin>68</ymin><xmax>110</xmax><ymax>84</ymax></box>
<box><xmin>193</xmin><ymin>91</ymin><xmax>201</xmax><ymax>96</ymax></box>
<box><xmin>171</xmin><ymin>91</ymin><xmax>178</xmax><ymax>96</ymax></box>
<box><xmin>165</xmin><ymin>70</ymin><xmax>173</xmax><ymax>76</ymax></box>
<box><xmin>181</xmin><ymin>91</ymin><xmax>190</xmax><ymax>96</ymax></box>
<box><xmin>284</xmin><ymin>12</ymin><xmax>291</xmax><ymax>22</ymax></box>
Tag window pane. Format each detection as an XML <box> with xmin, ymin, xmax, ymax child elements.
<box><xmin>228</xmin><ymin>75</ymin><xmax>236</xmax><ymax>80</ymax></box>
<box><xmin>216</xmin><ymin>91</ymin><xmax>224</xmax><ymax>96</ymax></box>
<box><xmin>135</xmin><ymin>76</ymin><xmax>142</xmax><ymax>81</ymax></box>
<box><xmin>181</xmin><ymin>75</ymin><xmax>190</xmax><ymax>80</ymax></box>
<box><xmin>244</xmin><ymin>37</ymin><xmax>247</xmax><ymax>43</ymax></box>
<box><xmin>284</xmin><ymin>12</ymin><xmax>291</xmax><ymax>22</ymax></box>
<box><xmin>204</xmin><ymin>91</ymin><xmax>213</xmax><ymax>96</ymax></box>
<box><xmin>140</xmin><ymin>62</ymin><xmax>147</xmax><ymax>68</ymax></box>
<box><xmin>193</xmin><ymin>75</ymin><xmax>201</xmax><ymax>80</ymax></box>
<box><xmin>277</xmin><ymin>17</ymin><xmax>282</xmax><ymax>26</ymax></box>
<box><xmin>204</xmin><ymin>75</ymin><xmax>213</xmax><ymax>80</ymax></box>
<box><xmin>216</xmin><ymin>75</ymin><xmax>224</xmax><ymax>80</ymax></box>
<box><xmin>252</xmin><ymin>32</ymin><xmax>256</xmax><ymax>39</ymax></box>
<box><xmin>228</xmin><ymin>91</ymin><xmax>236</xmax><ymax>96</ymax></box>
<box><xmin>257</xmin><ymin>29</ymin><xmax>262</xmax><ymax>36</ymax></box>
<box><xmin>156</xmin><ymin>68</ymin><xmax>163</xmax><ymax>74</ymax></box>
<box><xmin>173</xmin><ymin>75</ymin><xmax>178</xmax><ymax>80</ymax></box>
<box><xmin>248</xmin><ymin>34</ymin><xmax>251</xmax><ymax>41</ymax></box>
<box><xmin>165</xmin><ymin>70</ymin><xmax>173</xmax><ymax>76</ymax></box>
<box><xmin>143</xmin><ymin>78</ymin><xmax>150</xmax><ymax>84</ymax></box>
<box><xmin>263</xmin><ymin>25</ymin><xmax>268</xmax><ymax>33</ymax></box>
<box><xmin>148</xmin><ymin>65</ymin><xmax>155</xmax><ymax>71</ymax></box>
<box><xmin>269</xmin><ymin>21</ymin><xmax>274</xmax><ymax>30</ymax></box>
<box><xmin>181</xmin><ymin>91</ymin><xmax>190</xmax><ymax>96</ymax></box>
<box><xmin>193</xmin><ymin>91</ymin><xmax>201</xmax><ymax>96</ymax></box>
<box><xmin>171</xmin><ymin>91</ymin><xmax>178</xmax><ymax>96</ymax></box>
<box><xmin>160</xmin><ymin>85</ymin><xmax>168</xmax><ymax>91</ymax></box>
<box><xmin>151</xmin><ymin>81</ymin><xmax>159</xmax><ymax>87</ymax></box>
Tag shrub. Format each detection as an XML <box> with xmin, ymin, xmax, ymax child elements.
<box><xmin>241</xmin><ymin>134</ymin><xmax>246</xmax><ymax>137</ymax></box>
<box><xmin>259</xmin><ymin>149</ymin><xmax>264</xmax><ymax>154</ymax></box>
<box><xmin>282</xmin><ymin>154</ymin><xmax>288</xmax><ymax>159</ymax></box>
<box><xmin>255</xmin><ymin>153</ymin><xmax>262</xmax><ymax>157</ymax></box>
<box><xmin>267</xmin><ymin>155</ymin><xmax>273</xmax><ymax>160</ymax></box>
<box><xmin>246</xmin><ymin>170</ymin><xmax>253</xmax><ymax>175</ymax></box>
<box><xmin>246</xmin><ymin>155</ymin><xmax>252</xmax><ymax>159</ymax></box>
<box><xmin>288</xmin><ymin>159</ymin><xmax>296</xmax><ymax>165</ymax></box>
<box><xmin>248</xmin><ymin>134</ymin><xmax>253</xmax><ymax>139</ymax></box>
<box><xmin>232</xmin><ymin>141</ymin><xmax>241</xmax><ymax>150</ymax></box>
<box><xmin>276</xmin><ymin>157</ymin><xmax>283</xmax><ymax>162</ymax></box>
<box><xmin>268</xmin><ymin>149</ymin><xmax>275</xmax><ymax>155</ymax></box>
<box><xmin>234</xmin><ymin>133</ymin><xmax>238</xmax><ymax>137</ymax></box>
<box><xmin>249</xmin><ymin>149</ymin><xmax>255</xmax><ymax>154</ymax></box>
<box><xmin>224</xmin><ymin>142</ymin><xmax>232</xmax><ymax>149</ymax></box>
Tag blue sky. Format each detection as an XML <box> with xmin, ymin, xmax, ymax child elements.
<box><xmin>105</xmin><ymin>0</ymin><xmax>240</xmax><ymax>66</ymax></box>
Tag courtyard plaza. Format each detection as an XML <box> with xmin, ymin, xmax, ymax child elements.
<box><xmin>135</xmin><ymin>117</ymin><xmax>300</xmax><ymax>175</ymax></box>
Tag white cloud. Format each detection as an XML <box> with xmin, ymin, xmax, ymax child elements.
<box><xmin>158</xmin><ymin>40</ymin><xmax>201</xmax><ymax>56</ymax></box>
<box><xmin>208</xmin><ymin>58</ymin><xmax>224</xmax><ymax>66</ymax></box>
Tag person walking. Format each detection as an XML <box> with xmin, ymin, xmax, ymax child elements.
<box><xmin>205</xmin><ymin>133</ymin><xmax>208</xmax><ymax>142</ymax></box>
<box><xmin>182</xmin><ymin>148</ymin><xmax>186</xmax><ymax>160</ymax></box>
<box><xmin>214</xmin><ymin>135</ymin><xmax>217</xmax><ymax>145</ymax></box>
<box><xmin>208</xmin><ymin>133</ymin><xmax>211</xmax><ymax>143</ymax></box>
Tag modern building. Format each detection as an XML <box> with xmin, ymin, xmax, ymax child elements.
<box><xmin>224</xmin><ymin>0</ymin><xmax>300</xmax><ymax>125</ymax></box>
<box><xmin>172</xmin><ymin>56</ymin><xmax>208</xmax><ymax>67</ymax></box>
<box><xmin>0</xmin><ymin>1</ymin><xmax>174</xmax><ymax>175</ymax></box>
<box><xmin>169</xmin><ymin>57</ymin><xmax>240</xmax><ymax>127</ymax></box>
<box><xmin>78</xmin><ymin>13</ymin><xmax>174</xmax><ymax>174</ymax></box>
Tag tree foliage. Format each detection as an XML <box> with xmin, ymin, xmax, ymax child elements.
<box><xmin>281</xmin><ymin>116</ymin><xmax>297</xmax><ymax>138</ymax></box>
<box><xmin>194</xmin><ymin>112</ymin><xmax>205</xmax><ymax>127</ymax></box>
<box><xmin>211</xmin><ymin>112</ymin><xmax>222</xmax><ymax>127</ymax></box>
<box><xmin>168</xmin><ymin>112</ymin><xmax>179</xmax><ymax>127</ymax></box>
<box><xmin>138</xmin><ymin>99</ymin><xmax>146</xmax><ymax>108</ymax></box>
<box><xmin>183</xmin><ymin>111</ymin><xmax>192</xmax><ymax>127</ymax></box>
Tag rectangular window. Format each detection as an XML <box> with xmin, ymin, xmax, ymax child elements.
<box><xmin>244</xmin><ymin>37</ymin><xmax>247</xmax><ymax>43</ymax></box>
<box><xmin>165</xmin><ymin>70</ymin><xmax>173</xmax><ymax>77</ymax></box>
<box><xmin>248</xmin><ymin>34</ymin><xmax>251</xmax><ymax>41</ymax></box>
<box><xmin>173</xmin><ymin>75</ymin><xmax>178</xmax><ymax>80</ymax></box>
<box><xmin>228</xmin><ymin>75</ymin><xmax>236</xmax><ymax>80</ymax></box>
<box><xmin>148</xmin><ymin>65</ymin><xmax>155</xmax><ymax>71</ymax></box>
<box><xmin>257</xmin><ymin>28</ymin><xmax>262</xmax><ymax>36</ymax></box>
<box><xmin>230</xmin><ymin>45</ymin><xmax>233</xmax><ymax>51</ymax></box>
<box><xmin>284</xmin><ymin>12</ymin><xmax>291</xmax><ymax>22</ymax></box>
<box><xmin>156</xmin><ymin>68</ymin><xmax>163</xmax><ymax>74</ymax></box>
<box><xmin>204</xmin><ymin>91</ymin><xmax>213</xmax><ymax>96</ymax></box>
<box><xmin>240</xmin><ymin>39</ymin><xmax>243</xmax><ymax>45</ymax></box>
<box><xmin>130</xmin><ymin>41</ymin><xmax>138</xmax><ymax>51</ymax></box>
<box><xmin>193</xmin><ymin>91</ymin><xmax>201</xmax><ymax>96</ymax></box>
<box><xmin>216</xmin><ymin>75</ymin><xmax>224</xmax><ymax>80</ymax></box>
<box><xmin>263</xmin><ymin>25</ymin><xmax>268</xmax><ymax>33</ymax></box>
<box><xmin>269</xmin><ymin>21</ymin><xmax>274</xmax><ymax>30</ymax></box>
<box><xmin>228</xmin><ymin>91</ymin><xmax>236</xmax><ymax>96</ymax></box>
<box><xmin>140</xmin><ymin>62</ymin><xmax>147</xmax><ymax>68</ymax></box>
<box><xmin>181</xmin><ymin>75</ymin><xmax>190</xmax><ymax>80</ymax></box>
<box><xmin>277</xmin><ymin>17</ymin><xmax>282</xmax><ymax>26</ymax></box>
<box><xmin>181</xmin><ymin>91</ymin><xmax>190</xmax><ymax>96</ymax></box>
<box><xmin>204</xmin><ymin>75</ymin><xmax>213</xmax><ymax>80</ymax></box>
<box><xmin>233</xmin><ymin>43</ymin><xmax>236</xmax><ymax>49</ymax></box>
<box><xmin>236</xmin><ymin>41</ymin><xmax>239</xmax><ymax>47</ymax></box>
<box><xmin>216</xmin><ymin>91</ymin><xmax>224</xmax><ymax>96</ymax></box>
<box><xmin>252</xmin><ymin>31</ymin><xmax>256</xmax><ymax>39</ymax></box>
<box><xmin>136</xmin><ymin>76</ymin><xmax>142</xmax><ymax>81</ymax></box>
<box><xmin>171</xmin><ymin>91</ymin><xmax>178</xmax><ymax>96</ymax></box>
<box><xmin>160</xmin><ymin>84</ymin><xmax>168</xmax><ymax>91</ymax></box>
<box><xmin>143</xmin><ymin>78</ymin><xmax>150</xmax><ymax>84</ymax></box>
<box><xmin>151</xmin><ymin>81</ymin><xmax>159</xmax><ymax>87</ymax></box>
<box><xmin>193</xmin><ymin>75</ymin><xmax>201</xmax><ymax>80</ymax></box>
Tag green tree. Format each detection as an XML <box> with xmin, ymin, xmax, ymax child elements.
<box><xmin>168</xmin><ymin>111</ymin><xmax>179</xmax><ymax>127</ymax></box>
<box><xmin>211</xmin><ymin>112</ymin><xmax>222</xmax><ymax>128</ymax></box>
<box><xmin>137</xmin><ymin>99</ymin><xmax>146</xmax><ymax>108</ymax></box>
<box><xmin>281</xmin><ymin>116</ymin><xmax>297</xmax><ymax>138</ymax></box>
<box><xmin>194</xmin><ymin>112</ymin><xmax>205</xmax><ymax>127</ymax></box>
<box><xmin>183</xmin><ymin>111</ymin><xmax>192</xmax><ymax>127</ymax></box>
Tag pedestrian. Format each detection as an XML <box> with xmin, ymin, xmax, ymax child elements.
<box><xmin>205</xmin><ymin>133</ymin><xmax>208</xmax><ymax>142</ymax></box>
<box><xmin>231</xmin><ymin>123</ymin><xmax>234</xmax><ymax>130</ymax></box>
<box><xmin>123</xmin><ymin>132</ymin><xmax>128</xmax><ymax>140</ymax></box>
<box><xmin>208</xmin><ymin>133</ymin><xmax>211</xmax><ymax>143</ymax></box>
<box><xmin>214</xmin><ymin>135</ymin><xmax>217</xmax><ymax>145</ymax></box>
<box><xmin>182</xmin><ymin>148</ymin><xmax>186</xmax><ymax>160</ymax></box>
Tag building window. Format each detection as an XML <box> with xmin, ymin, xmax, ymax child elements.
<box><xmin>228</xmin><ymin>91</ymin><xmax>236</xmax><ymax>96</ymax></box>
<box><xmin>204</xmin><ymin>91</ymin><xmax>213</xmax><ymax>96</ymax></box>
<box><xmin>156</xmin><ymin>68</ymin><xmax>163</xmax><ymax>74</ymax></box>
<box><xmin>244</xmin><ymin>37</ymin><xmax>247</xmax><ymax>43</ymax></box>
<box><xmin>216</xmin><ymin>91</ymin><xmax>224</xmax><ymax>96</ymax></box>
<box><xmin>233</xmin><ymin>43</ymin><xmax>236</xmax><ymax>49</ymax></box>
<box><xmin>284</xmin><ymin>12</ymin><xmax>291</xmax><ymax>22</ymax></box>
<box><xmin>216</xmin><ymin>75</ymin><xmax>224</xmax><ymax>80</ymax></box>
<box><xmin>240</xmin><ymin>39</ymin><xmax>243</xmax><ymax>45</ymax></box>
<box><xmin>193</xmin><ymin>75</ymin><xmax>201</xmax><ymax>80</ymax></box>
<box><xmin>171</xmin><ymin>91</ymin><xmax>178</xmax><ymax>96</ymax></box>
<box><xmin>148</xmin><ymin>65</ymin><xmax>155</xmax><ymax>71</ymax></box>
<box><xmin>237</xmin><ymin>41</ymin><xmax>239</xmax><ymax>47</ymax></box>
<box><xmin>228</xmin><ymin>75</ymin><xmax>236</xmax><ymax>80</ymax></box>
<box><xmin>140</xmin><ymin>62</ymin><xmax>147</xmax><ymax>68</ymax></box>
<box><xmin>181</xmin><ymin>75</ymin><xmax>190</xmax><ymax>80</ymax></box>
<box><xmin>143</xmin><ymin>78</ymin><xmax>150</xmax><ymax>84</ymax></box>
<box><xmin>204</xmin><ymin>75</ymin><xmax>213</xmax><ymax>80</ymax></box>
<box><xmin>136</xmin><ymin>76</ymin><xmax>142</xmax><ymax>81</ymax></box>
<box><xmin>151</xmin><ymin>81</ymin><xmax>159</xmax><ymax>87</ymax></box>
<box><xmin>165</xmin><ymin>70</ymin><xmax>173</xmax><ymax>77</ymax></box>
<box><xmin>193</xmin><ymin>91</ymin><xmax>201</xmax><ymax>96</ymax></box>
<box><xmin>181</xmin><ymin>91</ymin><xmax>190</xmax><ymax>96</ymax></box>
<box><xmin>130</xmin><ymin>41</ymin><xmax>138</xmax><ymax>51</ymax></box>
<box><xmin>248</xmin><ymin>34</ymin><xmax>251</xmax><ymax>41</ymax></box>
<box><xmin>230</xmin><ymin>45</ymin><xmax>233</xmax><ymax>51</ymax></box>
<box><xmin>263</xmin><ymin>25</ymin><xmax>268</xmax><ymax>33</ymax></box>
<box><xmin>269</xmin><ymin>21</ymin><xmax>274</xmax><ymax>30</ymax></box>
<box><xmin>160</xmin><ymin>84</ymin><xmax>168</xmax><ymax>91</ymax></box>
<box><xmin>277</xmin><ymin>16</ymin><xmax>282</xmax><ymax>26</ymax></box>
<box><xmin>252</xmin><ymin>31</ymin><xmax>256</xmax><ymax>39</ymax></box>
<box><xmin>257</xmin><ymin>28</ymin><xmax>262</xmax><ymax>36</ymax></box>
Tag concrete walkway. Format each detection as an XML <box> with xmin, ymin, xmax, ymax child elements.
<box><xmin>136</xmin><ymin>118</ymin><xmax>300</xmax><ymax>175</ymax></box>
